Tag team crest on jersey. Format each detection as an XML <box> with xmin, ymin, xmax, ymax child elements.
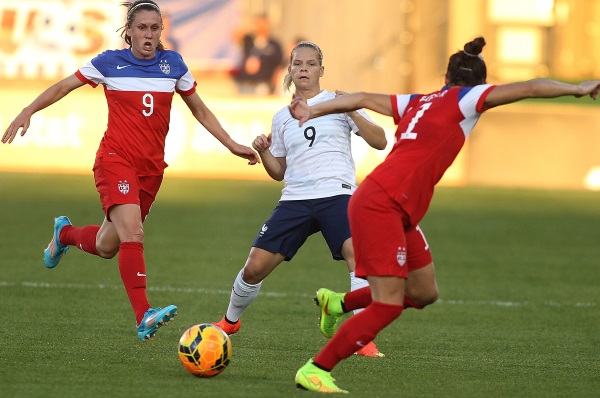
<box><xmin>159</xmin><ymin>59</ymin><xmax>171</xmax><ymax>75</ymax></box>
<box><xmin>396</xmin><ymin>246</ymin><xmax>407</xmax><ymax>267</ymax></box>
<box><xmin>118</xmin><ymin>180</ymin><xmax>130</xmax><ymax>195</ymax></box>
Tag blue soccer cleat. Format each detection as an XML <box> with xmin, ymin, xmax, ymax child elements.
<box><xmin>43</xmin><ymin>216</ymin><xmax>72</xmax><ymax>269</ymax></box>
<box><xmin>137</xmin><ymin>305</ymin><xmax>178</xmax><ymax>342</ymax></box>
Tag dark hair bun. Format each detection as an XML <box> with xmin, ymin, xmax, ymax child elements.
<box><xmin>463</xmin><ymin>37</ymin><xmax>486</xmax><ymax>56</ymax></box>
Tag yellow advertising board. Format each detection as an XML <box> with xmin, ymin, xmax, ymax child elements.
<box><xmin>3</xmin><ymin>82</ymin><xmax>599</xmax><ymax>191</ymax></box>
<box><xmin>0</xmin><ymin>84</ymin><xmax>397</xmax><ymax>182</ymax></box>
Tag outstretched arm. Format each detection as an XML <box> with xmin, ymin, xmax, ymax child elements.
<box><xmin>336</xmin><ymin>90</ymin><xmax>387</xmax><ymax>150</ymax></box>
<box><xmin>182</xmin><ymin>92</ymin><xmax>260</xmax><ymax>165</ymax></box>
<box><xmin>2</xmin><ymin>74</ymin><xmax>85</xmax><ymax>144</ymax></box>
<box><xmin>289</xmin><ymin>92</ymin><xmax>393</xmax><ymax>127</ymax></box>
<box><xmin>484</xmin><ymin>79</ymin><xmax>600</xmax><ymax>109</ymax></box>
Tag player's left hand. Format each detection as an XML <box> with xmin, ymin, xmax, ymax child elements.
<box><xmin>577</xmin><ymin>80</ymin><xmax>600</xmax><ymax>100</ymax></box>
<box><xmin>288</xmin><ymin>98</ymin><xmax>310</xmax><ymax>127</ymax></box>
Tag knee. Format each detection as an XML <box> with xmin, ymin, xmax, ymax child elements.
<box><xmin>420</xmin><ymin>289</ymin><xmax>439</xmax><ymax>307</ymax></box>
<box><xmin>96</xmin><ymin>245</ymin><xmax>119</xmax><ymax>259</ymax></box>
<box><xmin>95</xmin><ymin>233</ymin><xmax>144</xmax><ymax>259</ymax></box>
<box><xmin>241</xmin><ymin>264</ymin><xmax>264</xmax><ymax>285</ymax></box>
<box><xmin>407</xmin><ymin>287</ymin><xmax>439</xmax><ymax>309</ymax></box>
<box><xmin>415</xmin><ymin>289</ymin><xmax>439</xmax><ymax>308</ymax></box>
<box><xmin>241</xmin><ymin>254</ymin><xmax>272</xmax><ymax>285</ymax></box>
<box><xmin>94</xmin><ymin>233</ymin><xmax>118</xmax><ymax>258</ymax></box>
<box><xmin>241</xmin><ymin>248</ymin><xmax>282</xmax><ymax>284</ymax></box>
<box><xmin>123</xmin><ymin>229</ymin><xmax>144</xmax><ymax>245</ymax></box>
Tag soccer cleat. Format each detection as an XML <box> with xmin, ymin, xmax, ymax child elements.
<box><xmin>295</xmin><ymin>359</ymin><xmax>348</xmax><ymax>394</ymax></box>
<box><xmin>212</xmin><ymin>316</ymin><xmax>241</xmax><ymax>336</ymax></box>
<box><xmin>314</xmin><ymin>288</ymin><xmax>345</xmax><ymax>338</ymax></box>
<box><xmin>137</xmin><ymin>305</ymin><xmax>178</xmax><ymax>342</ymax></box>
<box><xmin>43</xmin><ymin>216</ymin><xmax>72</xmax><ymax>269</ymax></box>
<box><xmin>355</xmin><ymin>341</ymin><xmax>385</xmax><ymax>358</ymax></box>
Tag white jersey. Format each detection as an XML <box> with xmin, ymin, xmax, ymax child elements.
<box><xmin>270</xmin><ymin>90</ymin><xmax>378</xmax><ymax>200</ymax></box>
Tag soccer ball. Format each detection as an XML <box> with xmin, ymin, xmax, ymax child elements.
<box><xmin>178</xmin><ymin>323</ymin><xmax>232</xmax><ymax>378</ymax></box>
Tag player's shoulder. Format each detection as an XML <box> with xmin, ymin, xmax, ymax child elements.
<box><xmin>455</xmin><ymin>84</ymin><xmax>495</xmax><ymax>103</ymax></box>
<box><xmin>90</xmin><ymin>48</ymin><xmax>124</xmax><ymax>63</ymax></box>
<box><xmin>308</xmin><ymin>89</ymin><xmax>335</xmax><ymax>105</ymax></box>
<box><xmin>272</xmin><ymin>104</ymin><xmax>294</xmax><ymax>126</ymax></box>
<box><xmin>159</xmin><ymin>49</ymin><xmax>186</xmax><ymax>63</ymax></box>
<box><xmin>86</xmin><ymin>49</ymin><xmax>129</xmax><ymax>75</ymax></box>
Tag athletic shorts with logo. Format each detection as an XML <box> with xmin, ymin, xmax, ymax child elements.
<box><xmin>349</xmin><ymin>177</ymin><xmax>432</xmax><ymax>279</ymax></box>
<box><xmin>93</xmin><ymin>151</ymin><xmax>162</xmax><ymax>222</ymax></box>
<box><xmin>253</xmin><ymin>195</ymin><xmax>352</xmax><ymax>261</ymax></box>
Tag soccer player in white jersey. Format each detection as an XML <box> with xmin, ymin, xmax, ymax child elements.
<box><xmin>214</xmin><ymin>41</ymin><xmax>395</xmax><ymax>357</ymax></box>
<box><xmin>2</xmin><ymin>0</ymin><xmax>259</xmax><ymax>342</ymax></box>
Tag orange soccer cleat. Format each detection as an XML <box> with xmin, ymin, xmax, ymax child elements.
<box><xmin>355</xmin><ymin>341</ymin><xmax>385</xmax><ymax>358</ymax></box>
<box><xmin>212</xmin><ymin>316</ymin><xmax>241</xmax><ymax>336</ymax></box>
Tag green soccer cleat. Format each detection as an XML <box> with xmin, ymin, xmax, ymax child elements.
<box><xmin>137</xmin><ymin>305</ymin><xmax>178</xmax><ymax>342</ymax></box>
<box><xmin>314</xmin><ymin>288</ymin><xmax>345</xmax><ymax>338</ymax></box>
<box><xmin>43</xmin><ymin>216</ymin><xmax>72</xmax><ymax>269</ymax></box>
<box><xmin>295</xmin><ymin>359</ymin><xmax>348</xmax><ymax>394</ymax></box>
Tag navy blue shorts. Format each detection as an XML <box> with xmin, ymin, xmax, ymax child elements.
<box><xmin>252</xmin><ymin>195</ymin><xmax>351</xmax><ymax>261</ymax></box>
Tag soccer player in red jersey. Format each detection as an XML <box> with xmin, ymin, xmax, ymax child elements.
<box><xmin>2</xmin><ymin>1</ymin><xmax>259</xmax><ymax>342</ymax></box>
<box><xmin>289</xmin><ymin>37</ymin><xmax>600</xmax><ymax>393</ymax></box>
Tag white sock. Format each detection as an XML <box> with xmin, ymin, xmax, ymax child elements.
<box><xmin>350</xmin><ymin>271</ymin><xmax>369</xmax><ymax>315</ymax></box>
<box><xmin>225</xmin><ymin>269</ymin><xmax>262</xmax><ymax>322</ymax></box>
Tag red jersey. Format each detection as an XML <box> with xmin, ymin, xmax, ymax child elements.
<box><xmin>367</xmin><ymin>84</ymin><xmax>495</xmax><ymax>227</ymax></box>
<box><xmin>75</xmin><ymin>48</ymin><xmax>197</xmax><ymax>176</ymax></box>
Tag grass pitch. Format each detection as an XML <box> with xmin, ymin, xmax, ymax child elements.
<box><xmin>0</xmin><ymin>172</ymin><xmax>598</xmax><ymax>398</ymax></box>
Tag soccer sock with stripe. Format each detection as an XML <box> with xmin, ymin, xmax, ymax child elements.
<box><xmin>225</xmin><ymin>269</ymin><xmax>262</xmax><ymax>322</ymax></box>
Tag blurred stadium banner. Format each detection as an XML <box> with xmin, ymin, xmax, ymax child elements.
<box><xmin>0</xmin><ymin>0</ymin><xmax>240</xmax><ymax>80</ymax></box>
<box><xmin>159</xmin><ymin>0</ymin><xmax>241</xmax><ymax>71</ymax></box>
<box><xmin>0</xmin><ymin>0</ymin><xmax>124</xmax><ymax>80</ymax></box>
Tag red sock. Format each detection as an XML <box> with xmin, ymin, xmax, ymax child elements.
<box><xmin>404</xmin><ymin>296</ymin><xmax>424</xmax><ymax>309</ymax></box>
<box><xmin>314</xmin><ymin>301</ymin><xmax>404</xmax><ymax>370</ymax></box>
<box><xmin>59</xmin><ymin>225</ymin><xmax>100</xmax><ymax>256</ymax></box>
<box><xmin>118</xmin><ymin>242</ymin><xmax>150</xmax><ymax>324</ymax></box>
<box><xmin>342</xmin><ymin>286</ymin><xmax>372</xmax><ymax>312</ymax></box>
<box><xmin>343</xmin><ymin>287</ymin><xmax>423</xmax><ymax>311</ymax></box>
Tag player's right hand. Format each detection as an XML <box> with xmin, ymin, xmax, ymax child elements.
<box><xmin>252</xmin><ymin>134</ymin><xmax>272</xmax><ymax>152</ymax></box>
<box><xmin>2</xmin><ymin>113</ymin><xmax>30</xmax><ymax>144</ymax></box>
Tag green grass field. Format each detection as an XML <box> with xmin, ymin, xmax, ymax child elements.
<box><xmin>1</xmin><ymin>172</ymin><xmax>598</xmax><ymax>398</ymax></box>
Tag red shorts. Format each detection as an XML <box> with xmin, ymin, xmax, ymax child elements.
<box><xmin>349</xmin><ymin>177</ymin><xmax>432</xmax><ymax>279</ymax></box>
<box><xmin>93</xmin><ymin>152</ymin><xmax>163</xmax><ymax>222</ymax></box>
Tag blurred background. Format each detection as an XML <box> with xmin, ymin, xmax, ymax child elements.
<box><xmin>1</xmin><ymin>0</ymin><xmax>599</xmax><ymax>189</ymax></box>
